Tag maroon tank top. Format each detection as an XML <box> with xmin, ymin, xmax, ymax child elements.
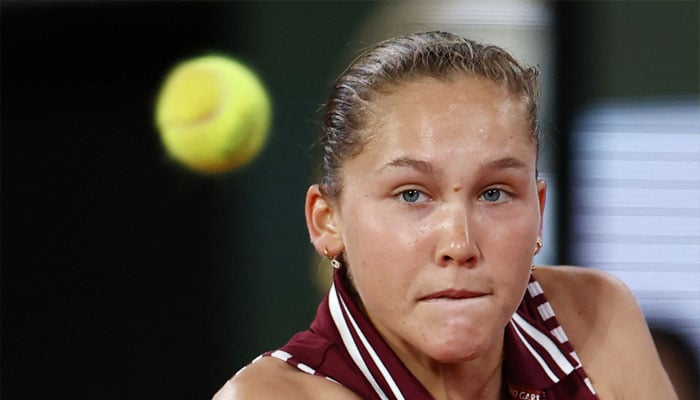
<box><xmin>245</xmin><ymin>270</ymin><xmax>599</xmax><ymax>399</ymax></box>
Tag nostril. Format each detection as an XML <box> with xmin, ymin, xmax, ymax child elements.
<box><xmin>437</xmin><ymin>234</ymin><xmax>479</xmax><ymax>266</ymax></box>
<box><xmin>440</xmin><ymin>253</ymin><xmax>477</xmax><ymax>267</ymax></box>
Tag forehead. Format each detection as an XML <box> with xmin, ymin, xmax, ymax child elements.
<box><xmin>363</xmin><ymin>76</ymin><xmax>532</xmax><ymax>148</ymax></box>
<box><xmin>374</xmin><ymin>75</ymin><xmax>523</xmax><ymax>115</ymax></box>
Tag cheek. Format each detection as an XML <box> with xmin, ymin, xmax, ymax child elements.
<box><xmin>340</xmin><ymin>205</ymin><xmax>430</xmax><ymax>291</ymax></box>
<box><xmin>341</xmin><ymin>210</ymin><xmax>384</xmax><ymax>279</ymax></box>
<box><xmin>342</xmin><ymin>203</ymin><xmax>426</xmax><ymax>258</ymax></box>
<box><xmin>477</xmin><ymin>206</ymin><xmax>534</xmax><ymax>234</ymax></box>
<box><xmin>476</xmin><ymin>205</ymin><xmax>541</xmax><ymax>266</ymax></box>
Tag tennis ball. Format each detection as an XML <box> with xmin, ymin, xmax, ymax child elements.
<box><xmin>155</xmin><ymin>55</ymin><xmax>272</xmax><ymax>174</ymax></box>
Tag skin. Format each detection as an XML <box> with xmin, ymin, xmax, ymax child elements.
<box><xmin>214</xmin><ymin>76</ymin><xmax>678</xmax><ymax>400</ymax></box>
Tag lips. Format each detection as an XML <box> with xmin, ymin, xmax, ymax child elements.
<box><xmin>419</xmin><ymin>289</ymin><xmax>485</xmax><ymax>301</ymax></box>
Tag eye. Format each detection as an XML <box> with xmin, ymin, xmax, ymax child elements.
<box><xmin>480</xmin><ymin>188</ymin><xmax>509</xmax><ymax>203</ymax></box>
<box><xmin>398</xmin><ymin>189</ymin><xmax>429</xmax><ymax>204</ymax></box>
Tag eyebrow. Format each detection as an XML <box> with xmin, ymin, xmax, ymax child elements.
<box><xmin>377</xmin><ymin>157</ymin><xmax>436</xmax><ymax>174</ymax></box>
<box><xmin>479</xmin><ymin>156</ymin><xmax>528</xmax><ymax>173</ymax></box>
<box><xmin>377</xmin><ymin>156</ymin><xmax>528</xmax><ymax>175</ymax></box>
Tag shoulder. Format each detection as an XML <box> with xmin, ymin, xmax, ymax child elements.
<box><xmin>533</xmin><ymin>266</ymin><xmax>629</xmax><ymax>326</ymax></box>
<box><xmin>532</xmin><ymin>266</ymin><xmax>629</xmax><ymax>363</ymax></box>
<box><xmin>533</xmin><ymin>266</ymin><xmax>677</xmax><ymax>400</ymax></box>
<box><xmin>212</xmin><ymin>357</ymin><xmax>361</xmax><ymax>400</ymax></box>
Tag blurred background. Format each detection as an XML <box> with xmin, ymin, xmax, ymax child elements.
<box><xmin>2</xmin><ymin>1</ymin><xmax>698</xmax><ymax>398</ymax></box>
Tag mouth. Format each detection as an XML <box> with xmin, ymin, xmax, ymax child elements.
<box><xmin>419</xmin><ymin>289</ymin><xmax>486</xmax><ymax>301</ymax></box>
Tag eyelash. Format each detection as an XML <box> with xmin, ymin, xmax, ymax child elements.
<box><xmin>396</xmin><ymin>187</ymin><xmax>511</xmax><ymax>204</ymax></box>
<box><xmin>397</xmin><ymin>189</ymin><xmax>430</xmax><ymax>204</ymax></box>
<box><xmin>479</xmin><ymin>188</ymin><xmax>510</xmax><ymax>203</ymax></box>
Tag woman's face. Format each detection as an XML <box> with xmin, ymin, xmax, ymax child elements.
<box><xmin>332</xmin><ymin>76</ymin><xmax>546</xmax><ymax>367</ymax></box>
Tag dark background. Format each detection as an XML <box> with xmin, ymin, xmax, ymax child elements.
<box><xmin>2</xmin><ymin>1</ymin><xmax>698</xmax><ymax>399</ymax></box>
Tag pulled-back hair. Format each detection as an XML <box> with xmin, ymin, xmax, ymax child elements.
<box><xmin>319</xmin><ymin>31</ymin><xmax>540</xmax><ymax>199</ymax></box>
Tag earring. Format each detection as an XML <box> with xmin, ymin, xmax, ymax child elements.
<box><xmin>532</xmin><ymin>237</ymin><xmax>542</xmax><ymax>273</ymax></box>
<box><xmin>331</xmin><ymin>258</ymin><xmax>341</xmax><ymax>270</ymax></box>
<box><xmin>324</xmin><ymin>246</ymin><xmax>342</xmax><ymax>270</ymax></box>
<box><xmin>535</xmin><ymin>237</ymin><xmax>543</xmax><ymax>255</ymax></box>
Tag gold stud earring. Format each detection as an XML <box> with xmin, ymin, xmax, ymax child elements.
<box><xmin>535</xmin><ymin>237</ymin><xmax>543</xmax><ymax>254</ymax></box>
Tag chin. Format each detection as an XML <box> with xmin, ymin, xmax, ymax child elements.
<box><xmin>423</xmin><ymin>333</ymin><xmax>493</xmax><ymax>364</ymax></box>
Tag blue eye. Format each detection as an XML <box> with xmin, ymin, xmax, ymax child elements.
<box><xmin>481</xmin><ymin>188</ymin><xmax>504</xmax><ymax>202</ymax></box>
<box><xmin>400</xmin><ymin>189</ymin><xmax>424</xmax><ymax>203</ymax></box>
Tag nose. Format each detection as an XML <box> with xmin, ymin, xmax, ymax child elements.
<box><xmin>434</xmin><ymin>205</ymin><xmax>479</xmax><ymax>267</ymax></box>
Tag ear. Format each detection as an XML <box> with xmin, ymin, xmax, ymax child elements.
<box><xmin>536</xmin><ymin>179</ymin><xmax>547</xmax><ymax>239</ymax></box>
<box><xmin>305</xmin><ymin>184</ymin><xmax>344</xmax><ymax>257</ymax></box>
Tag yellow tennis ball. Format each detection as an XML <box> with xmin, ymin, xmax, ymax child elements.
<box><xmin>155</xmin><ymin>55</ymin><xmax>272</xmax><ymax>174</ymax></box>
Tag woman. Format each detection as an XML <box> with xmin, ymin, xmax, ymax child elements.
<box><xmin>214</xmin><ymin>31</ymin><xmax>676</xmax><ymax>400</ymax></box>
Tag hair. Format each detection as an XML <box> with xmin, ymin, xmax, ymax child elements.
<box><xmin>317</xmin><ymin>31</ymin><xmax>541</xmax><ymax>200</ymax></box>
